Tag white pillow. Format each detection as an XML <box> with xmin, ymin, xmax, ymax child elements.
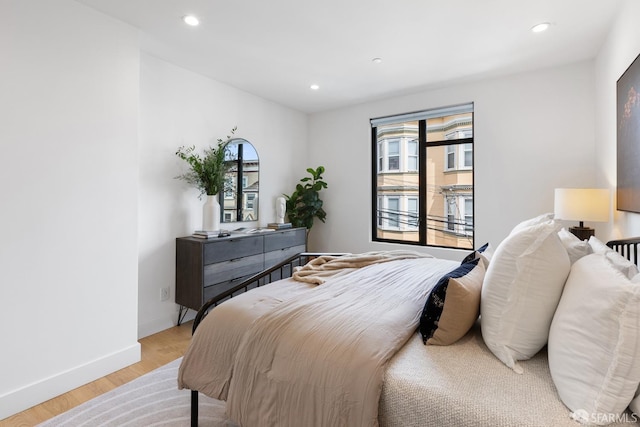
<box><xmin>558</xmin><ymin>228</ymin><xmax>592</xmax><ymax>264</ymax></box>
<box><xmin>509</xmin><ymin>212</ymin><xmax>554</xmax><ymax>235</ymax></box>
<box><xmin>548</xmin><ymin>254</ymin><xmax>640</xmax><ymax>423</ymax></box>
<box><xmin>481</xmin><ymin>219</ymin><xmax>570</xmax><ymax>373</ymax></box>
<box><xmin>589</xmin><ymin>236</ymin><xmax>640</xmax><ymax>279</ymax></box>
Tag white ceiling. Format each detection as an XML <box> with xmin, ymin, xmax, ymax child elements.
<box><xmin>75</xmin><ymin>0</ymin><xmax>623</xmax><ymax>113</ymax></box>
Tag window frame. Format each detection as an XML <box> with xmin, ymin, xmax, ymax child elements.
<box><xmin>370</xmin><ymin>103</ymin><xmax>474</xmax><ymax>250</ymax></box>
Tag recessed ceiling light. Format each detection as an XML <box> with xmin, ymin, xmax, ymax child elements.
<box><xmin>531</xmin><ymin>22</ymin><xmax>550</xmax><ymax>33</ymax></box>
<box><xmin>183</xmin><ymin>15</ymin><xmax>200</xmax><ymax>26</ymax></box>
<box><xmin>310</xmin><ymin>84</ymin><xmax>320</xmax><ymax>91</ymax></box>
<box><xmin>372</xmin><ymin>57</ymin><xmax>383</xmax><ymax>64</ymax></box>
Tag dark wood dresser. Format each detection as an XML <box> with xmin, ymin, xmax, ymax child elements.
<box><xmin>175</xmin><ymin>228</ymin><xmax>306</xmax><ymax>323</ymax></box>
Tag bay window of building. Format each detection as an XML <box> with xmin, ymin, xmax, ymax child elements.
<box><xmin>371</xmin><ymin>103</ymin><xmax>474</xmax><ymax>249</ymax></box>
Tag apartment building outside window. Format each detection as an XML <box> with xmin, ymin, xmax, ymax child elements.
<box><xmin>371</xmin><ymin>103</ymin><xmax>474</xmax><ymax>249</ymax></box>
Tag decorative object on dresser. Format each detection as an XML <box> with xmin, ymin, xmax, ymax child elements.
<box><xmin>275</xmin><ymin>195</ymin><xmax>286</xmax><ymax>224</ymax></box>
<box><xmin>553</xmin><ymin>188</ymin><xmax>610</xmax><ymax>240</ymax></box>
<box><xmin>267</xmin><ymin>222</ymin><xmax>291</xmax><ymax>230</ymax></box>
<box><xmin>175</xmin><ymin>127</ymin><xmax>237</xmax><ymax>232</ymax></box>
<box><xmin>191</xmin><ymin>230</ymin><xmax>219</xmax><ymax>239</ymax></box>
<box><xmin>175</xmin><ymin>227</ymin><xmax>306</xmax><ymax>325</ymax></box>
<box><xmin>283</xmin><ymin>166</ymin><xmax>328</xmax><ymax>233</ymax></box>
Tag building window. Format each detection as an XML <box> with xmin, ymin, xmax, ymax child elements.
<box><xmin>444</xmin><ymin>195</ymin><xmax>473</xmax><ymax>236</ymax></box>
<box><xmin>371</xmin><ymin>103</ymin><xmax>474</xmax><ymax>250</ymax></box>
<box><xmin>387</xmin><ymin>140</ymin><xmax>400</xmax><ymax>171</ymax></box>
<box><xmin>446</xmin><ymin>197</ymin><xmax>456</xmax><ymax>231</ymax></box>
<box><xmin>246</xmin><ymin>193</ymin><xmax>255</xmax><ymax>209</ymax></box>
<box><xmin>446</xmin><ymin>145</ymin><xmax>456</xmax><ymax>170</ymax></box>
<box><xmin>407</xmin><ymin>140</ymin><xmax>418</xmax><ymax>171</ymax></box>
<box><xmin>464</xmin><ymin>144</ymin><xmax>472</xmax><ymax>167</ymax></box>
<box><xmin>225</xmin><ymin>177</ymin><xmax>235</xmax><ymax>199</ymax></box>
<box><xmin>465</xmin><ymin>197</ymin><xmax>473</xmax><ymax>232</ymax></box>
<box><xmin>387</xmin><ymin>197</ymin><xmax>400</xmax><ymax>228</ymax></box>
<box><xmin>407</xmin><ymin>197</ymin><xmax>419</xmax><ymax>228</ymax></box>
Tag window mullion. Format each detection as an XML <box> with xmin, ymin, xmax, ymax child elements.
<box><xmin>418</xmin><ymin>119</ymin><xmax>427</xmax><ymax>245</ymax></box>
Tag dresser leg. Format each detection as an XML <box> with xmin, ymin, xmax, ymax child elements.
<box><xmin>177</xmin><ymin>305</ymin><xmax>188</xmax><ymax>326</ymax></box>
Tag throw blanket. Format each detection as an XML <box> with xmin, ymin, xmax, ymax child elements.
<box><xmin>178</xmin><ymin>253</ymin><xmax>458</xmax><ymax>427</ymax></box>
<box><xmin>292</xmin><ymin>250</ymin><xmax>433</xmax><ymax>284</ymax></box>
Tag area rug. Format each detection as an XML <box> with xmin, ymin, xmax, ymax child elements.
<box><xmin>38</xmin><ymin>358</ymin><xmax>230</xmax><ymax>427</ymax></box>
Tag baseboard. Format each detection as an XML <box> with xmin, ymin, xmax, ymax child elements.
<box><xmin>138</xmin><ymin>310</ymin><xmax>195</xmax><ymax>339</ymax></box>
<box><xmin>0</xmin><ymin>343</ymin><xmax>141</xmax><ymax>420</ymax></box>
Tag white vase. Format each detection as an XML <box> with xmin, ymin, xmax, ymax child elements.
<box><xmin>202</xmin><ymin>194</ymin><xmax>220</xmax><ymax>231</ymax></box>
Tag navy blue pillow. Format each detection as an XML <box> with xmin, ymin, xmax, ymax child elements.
<box><xmin>461</xmin><ymin>242</ymin><xmax>489</xmax><ymax>265</ymax></box>
<box><xmin>419</xmin><ymin>258</ymin><xmax>482</xmax><ymax>345</ymax></box>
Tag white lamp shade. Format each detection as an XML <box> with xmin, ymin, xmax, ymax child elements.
<box><xmin>554</xmin><ymin>188</ymin><xmax>610</xmax><ymax>222</ymax></box>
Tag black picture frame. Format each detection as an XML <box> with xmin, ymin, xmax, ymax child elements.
<box><xmin>617</xmin><ymin>53</ymin><xmax>640</xmax><ymax>213</ymax></box>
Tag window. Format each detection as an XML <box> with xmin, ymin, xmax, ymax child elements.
<box><xmin>446</xmin><ymin>146</ymin><xmax>456</xmax><ymax>170</ymax></box>
<box><xmin>407</xmin><ymin>140</ymin><xmax>418</xmax><ymax>171</ymax></box>
<box><xmin>371</xmin><ymin>103</ymin><xmax>474</xmax><ymax>249</ymax></box>
<box><xmin>465</xmin><ymin>197</ymin><xmax>473</xmax><ymax>232</ymax></box>
<box><xmin>387</xmin><ymin>140</ymin><xmax>400</xmax><ymax>171</ymax></box>
<box><xmin>387</xmin><ymin>197</ymin><xmax>399</xmax><ymax>228</ymax></box>
<box><xmin>246</xmin><ymin>193</ymin><xmax>255</xmax><ymax>209</ymax></box>
<box><xmin>407</xmin><ymin>197</ymin><xmax>419</xmax><ymax>228</ymax></box>
<box><xmin>225</xmin><ymin>177</ymin><xmax>235</xmax><ymax>199</ymax></box>
<box><xmin>446</xmin><ymin>197</ymin><xmax>456</xmax><ymax>231</ymax></box>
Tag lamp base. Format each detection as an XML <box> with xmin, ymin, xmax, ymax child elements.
<box><xmin>569</xmin><ymin>226</ymin><xmax>594</xmax><ymax>241</ymax></box>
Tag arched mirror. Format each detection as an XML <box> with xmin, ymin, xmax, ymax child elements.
<box><xmin>221</xmin><ymin>138</ymin><xmax>259</xmax><ymax>223</ymax></box>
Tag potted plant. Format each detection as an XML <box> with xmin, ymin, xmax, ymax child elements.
<box><xmin>284</xmin><ymin>166</ymin><xmax>328</xmax><ymax>234</ymax></box>
<box><xmin>176</xmin><ymin>127</ymin><xmax>237</xmax><ymax>231</ymax></box>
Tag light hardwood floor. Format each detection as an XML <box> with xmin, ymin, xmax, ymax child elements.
<box><xmin>2</xmin><ymin>321</ymin><xmax>193</xmax><ymax>427</ymax></box>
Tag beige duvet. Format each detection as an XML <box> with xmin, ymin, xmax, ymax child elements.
<box><xmin>178</xmin><ymin>254</ymin><xmax>458</xmax><ymax>427</ymax></box>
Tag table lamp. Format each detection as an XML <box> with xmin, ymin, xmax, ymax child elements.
<box><xmin>554</xmin><ymin>188</ymin><xmax>610</xmax><ymax>240</ymax></box>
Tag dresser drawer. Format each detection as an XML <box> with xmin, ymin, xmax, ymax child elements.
<box><xmin>203</xmin><ymin>253</ymin><xmax>264</xmax><ymax>286</ymax></box>
<box><xmin>203</xmin><ymin>273</ymin><xmax>259</xmax><ymax>302</ymax></box>
<box><xmin>264</xmin><ymin>244</ymin><xmax>306</xmax><ymax>269</ymax></box>
<box><xmin>204</xmin><ymin>236</ymin><xmax>263</xmax><ymax>264</ymax></box>
<box><xmin>264</xmin><ymin>228</ymin><xmax>306</xmax><ymax>251</ymax></box>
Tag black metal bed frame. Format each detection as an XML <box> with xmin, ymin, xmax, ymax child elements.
<box><xmin>606</xmin><ymin>237</ymin><xmax>640</xmax><ymax>265</ymax></box>
<box><xmin>187</xmin><ymin>238</ymin><xmax>640</xmax><ymax>426</ymax></box>
<box><xmin>188</xmin><ymin>251</ymin><xmax>347</xmax><ymax>427</ymax></box>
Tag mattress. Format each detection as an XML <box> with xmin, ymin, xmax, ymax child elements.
<box><xmin>381</xmin><ymin>323</ymin><xmax>637</xmax><ymax>427</ymax></box>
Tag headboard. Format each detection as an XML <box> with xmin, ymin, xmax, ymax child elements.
<box><xmin>607</xmin><ymin>237</ymin><xmax>640</xmax><ymax>265</ymax></box>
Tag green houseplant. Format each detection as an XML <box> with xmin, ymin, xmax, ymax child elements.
<box><xmin>284</xmin><ymin>166</ymin><xmax>328</xmax><ymax>231</ymax></box>
<box><xmin>175</xmin><ymin>127</ymin><xmax>237</xmax><ymax>198</ymax></box>
<box><xmin>175</xmin><ymin>127</ymin><xmax>237</xmax><ymax>231</ymax></box>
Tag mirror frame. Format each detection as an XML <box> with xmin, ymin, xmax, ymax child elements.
<box><xmin>221</xmin><ymin>138</ymin><xmax>259</xmax><ymax>223</ymax></box>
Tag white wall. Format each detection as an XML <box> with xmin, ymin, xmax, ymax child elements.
<box><xmin>0</xmin><ymin>0</ymin><xmax>140</xmax><ymax>419</ymax></box>
<box><xmin>138</xmin><ymin>54</ymin><xmax>308</xmax><ymax>337</ymax></box>
<box><xmin>308</xmin><ymin>61</ymin><xmax>597</xmax><ymax>258</ymax></box>
<box><xmin>595</xmin><ymin>0</ymin><xmax>640</xmax><ymax>239</ymax></box>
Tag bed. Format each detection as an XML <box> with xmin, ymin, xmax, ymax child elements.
<box><xmin>178</xmin><ymin>219</ymin><xmax>640</xmax><ymax>427</ymax></box>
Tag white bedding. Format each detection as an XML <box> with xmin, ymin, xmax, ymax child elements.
<box><xmin>177</xmin><ymin>251</ymin><xmax>640</xmax><ymax>427</ymax></box>
<box><xmin>179</xmin><ymin>255</ymin><xmax>458</xmax><ymax>427</ymax></box>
